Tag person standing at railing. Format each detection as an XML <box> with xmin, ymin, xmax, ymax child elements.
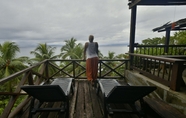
<box><xmin>84</xmin><ymin>35</ymin><xmax>99</xmax><ymax>87</ymax></box>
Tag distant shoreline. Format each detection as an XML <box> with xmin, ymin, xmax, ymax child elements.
<box><xmin>100</xmin><ymin>44</ymin><xmax>128</xmax><ymax>47</ymax></box>
<box><xmin>18</xmin><ymin>45</ymin><xmax>129</xmax><ymax>58</ymax></box>
<box><xmin>19</xmin><ymin>43</ymin><xmax>129</xmax><ymax>48</ymax></box>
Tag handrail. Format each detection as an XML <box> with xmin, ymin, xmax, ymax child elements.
<box><xmin>135</xmin><ymin>45</ymin><xmax>186</xmax><ymax>47</ymax></box>
<box><xmin>129</xmin><ymin>53</ymin><xmax>186</xmax><ymax>91</ymax></box>
<box><xmin>129</xmin><ymin>53</ymin><xmax>186</xmax><ymax>62</ymax></box>
<box><xmin>0</xmin><ymin>60</ymin><xmax>48</xmax><ymax>85</ymax></box>
<box><xmin>134</xmin><ymin>45</ymin><xmax>186</xmax><ymax>55</ymax></box>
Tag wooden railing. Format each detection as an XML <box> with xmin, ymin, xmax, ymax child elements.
<box><xmin>134</xmin><ymin>45</ymin><xmax>186</xmax><ymax>55</ymax></box>
<box><xmin>129</xmin><ymin>53</ymin><xmax>186</xmax><ymax>91</ymax></box>
<box><xmin>0</xmin><ymin>59</ymin><xmax>129</xmax><ymax>118</ymax></box>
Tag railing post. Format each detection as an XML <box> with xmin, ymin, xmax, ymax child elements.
<box><xmin>99</xmin><ymin>60</ymin><xmax>102</xmax><ymax>78</ymax></box>
<box><xmin>45</xmin><ymin>60</ymin><xmax>49</xmax><ymax>82</ymax></box>
<box><xmin>73</xmin><ymin>60</ymin><xmax>75</xmax><ymax>78</ymax></box>
<box><xmin>28</xmin><ymin>71</ymin><xmax>34</xmax><ymax>85</ymax></box>
<box><xmin>35</xmin><ymin>62</ymin><xmax>47</xmax><ymax>85</ymax></box>
<box><xmin>170</xmin><ymin>62</ymin><xmax>185</xmax><ymax>91</ymax></box>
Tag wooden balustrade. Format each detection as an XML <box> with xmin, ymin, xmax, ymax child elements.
<box><xmin>1</xmin><ymin>54</ymin><xmax>186</xmax><ymax>117</ymax></box>
<box><xmin>129</xmin><ymin>53</ymin><xmax>186</xmax><ymax>91</ymax></box>
<box><xmin>0</xmin><ymin>59</ymin><xmax>129</xmax><ymax>118</ymax></box>
<box><xmin>134</xmin><ymin>45</ymin><xmax>186</xmax><ymax>55</ymax></box>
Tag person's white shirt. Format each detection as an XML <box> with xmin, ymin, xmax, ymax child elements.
<box><xmin>86</xmin><ymin>42</ymin><xmax>98</xmax><ymax>59</ymax></box>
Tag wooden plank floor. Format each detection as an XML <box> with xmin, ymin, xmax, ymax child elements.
<box><xmin>26</xmin><ymin>79</ymin><xmax>161</xmax><ymax>118</ymax></box>
<box><xmin>69</xmin><ymin>80</ymin><xmax>160</xmax><ymax>118</ymax></box>
<box><xmin>70</xmin><ymin>80</ymin><xmax>103</xmax><ymax>118</ymax></box>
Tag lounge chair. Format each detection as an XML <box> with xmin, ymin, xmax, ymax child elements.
<box><xmin>97</xmin><ymin>79</ymin><xmax>157</xmax><ymax>118</ymax></box>
<box><xmin>21</xmin><ymin>78</ymin><xmax>74</xmax><ymax>118</ymax></box>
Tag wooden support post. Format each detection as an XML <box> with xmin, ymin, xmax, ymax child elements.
<box><xmin>129</xmin><ymin>5</ymin><xmax>137</xmax><ymax>69</ymax></box>
<box><xmin>164</xmin><ymin>28</ymin><xmax>171</xmax><ymax>54</ymax></box>
<box><xmin>170</xmin><ymin>62</ymin><xmax>184</xmax><ymax>91</ymax></box>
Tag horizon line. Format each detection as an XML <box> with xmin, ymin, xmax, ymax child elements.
<box><xmin>20</xmin><ymin>43</ymin><xmax>129</xmax><ymax>48</ymax></box>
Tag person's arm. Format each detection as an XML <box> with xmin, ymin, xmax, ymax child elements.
<box><xmin>84</xmin><ymin>42</ymin><xmax>88</xmax><ymax>60</ymax></box>
<box><xmin>95</xmin><ymin>42</ymin><xmax>99</xmax><ymax>56</ymax></box>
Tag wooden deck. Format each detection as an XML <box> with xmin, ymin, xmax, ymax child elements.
<box><xmin>70</xmin><ymin>80</ymin><xmax>160</xmax><ymax>118</ymax></box>
<box><xmin>19</xmin><ymin>80</ymin><xmax>161</xmax><ymax>118</ymax></box>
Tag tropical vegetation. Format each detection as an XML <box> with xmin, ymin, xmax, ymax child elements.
<box><xmin>136</xmin><ymin>31</ymin><xmax>186</xmax><ymax>55</ymax></box>
<box><xmin>0</xmin><ymin>41</ymin><xmax>29</xmax><ymax>114</ymax></box>
<box><xmin>30</xmin><ymin>43</ymin><xmax>60</xmax><ymax>77</ymax></box>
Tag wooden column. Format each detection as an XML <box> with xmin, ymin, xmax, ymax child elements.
<box><xmin>129</xmin><ymin>5</ymin><xmax>137</xmax><ymax>69</ymax></box>
<box><xmin>164</xmin><ymin>27</ymin><xmax>171</xmax><ymax>54</ymax></box>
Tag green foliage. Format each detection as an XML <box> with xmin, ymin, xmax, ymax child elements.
<box><xmin>142</xmin><ymin>37</ymin><xmax>164</xmax><ymax>45</ymax></box>
<box><xmin>0</xmin><ymin>41</ymin><xmax>20</xmax><ymax>60</ymax></box>
<box><xmin>30</xmin><ymin>43</ymin><xmax>59</xmax><ymax>62</ymax></box>
<box><xmin>0</xmin><ymin>95</ymin><xmax>26</xmax><ymax>115</ymax></box>
<box><xmin>11</xmin><ymin>95</ymin><xmax>26</xmax><ymax>111</ymax></box>
<box><xmin>173</xmin><ymin>31</ymin><xmax>186</xmax><ymax>45</ymax></box>
<box><xmin>0</xmin><ymin>41</ymin><xmax>29</xmax><ymax>115</ymax></box>
<box><xmin>101</xmin><ymin>51</ymin><xmax>127</xmax><ymax>77</ymax></box>
<box><xmin>60</xmin><ymin>37</ymin><xmax>84</xmax><ymax>59</ymax></box>
<box><xmin>116</xmin><ymin>53</ymin><xmax>129</xmax><ymax>59</ymax></box>
<box><xmin>138</xmin><ymin>31</ymin><xmax>186</xmax><ymax>55</ymax></box>
<box><xmin>141</xmin><ymin>31</ymin><xmax>186</xmax><ymax>45</ymax></box>
<box><xmin>0</xmin><ymin>97</ymin><xmax>9</xmax><ymax>115</ymax></box>
<box><xmin>0</xmin><ymin>41</ymin><xmax>28</xmax><ymax>92</ymax></box>
<box><xmin>29</xmin><ymin>43</ymin><xmax>60</xmax><ymax>77</ymax></box>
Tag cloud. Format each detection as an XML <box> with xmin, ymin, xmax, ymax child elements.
<box><xmin>0</xmin><ymin>1</ymin><xmax>186</xmax><ymax>49</ymax></box>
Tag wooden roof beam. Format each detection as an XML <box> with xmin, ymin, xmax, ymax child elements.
<box><xmin>129</xmin><ymin>0</ymin><xmax>186</xmax><ymax>9</ymax></box>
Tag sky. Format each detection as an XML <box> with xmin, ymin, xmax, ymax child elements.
<box><xmin>0</xmin><ymin>0</ymin><xmax>186</xmax><ymax>48</ymax></box>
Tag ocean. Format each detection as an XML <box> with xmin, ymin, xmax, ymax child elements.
<box><xmin>17</xmin><ymin>45</ymin><xmax>129</xmax><ymax>58</ymax></box>
<box><xmin>99</xmin><ymin>45</ymin><xmax>129</xmax><ymax>56</ymax></box>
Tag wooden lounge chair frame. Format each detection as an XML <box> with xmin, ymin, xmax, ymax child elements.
<box><xmin>97</xmin><ymin>79</ymin><xmax>157</xmax><ymax>118</ymax></box>
<box><xmin>21</xmin><ymin>78</ymin><xmax>74</xmax><ymax>118</ymax></box>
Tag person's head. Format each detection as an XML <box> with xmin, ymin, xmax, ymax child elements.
<box><xmin>89</xmin><ymin>35</ymin><xmax>94</xmax><ymax>42</ymax></box>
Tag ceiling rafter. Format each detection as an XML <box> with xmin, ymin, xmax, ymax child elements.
<box><xmin>152</xmin><ymin>18</ymin><xmax>186</xmax><ymax>32</ymax></box>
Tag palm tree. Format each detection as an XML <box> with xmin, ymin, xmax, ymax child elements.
<box><xmin>30</xmin><ymin>43</ymin><xmax>59</xmax><ymax>62</ymax></box>
<box><xmin>103</xmin><ymin>51</ymin><xmax>116</xmax><ymax>60</ymax></box>
<box><xmin>60</xmin><ymin>37</ymin><xmax>103</xmax><ymax>59</ymax></box>
<box><xmin>0</xmin><ymin>41</ymin><xmax>27</xmax><ymax>92</ymax></box>
<box><xmin>60</xmin><ymin>37</ymin><xmax>84</xmax><ymax>59</ymax></box>
<box><xmin>59</xmin><ymin>38</ymin><xmax>85</xmax><ymax>77</ymax></box>
<box><xmin>30</xmin><ymin>43</ymin><xmax>59</xmax><ymax>77</ymax></box>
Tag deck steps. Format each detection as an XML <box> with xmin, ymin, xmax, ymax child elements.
<box><xmin>144</xmin><ymin>98</ymin><xmax>186</xmax><ymax>118</ymax></box>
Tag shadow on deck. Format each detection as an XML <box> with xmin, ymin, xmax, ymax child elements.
<box><xmin>22</xmin><ymin>80</ymin><xmax>160</xmax><ymax>118</ymax></box>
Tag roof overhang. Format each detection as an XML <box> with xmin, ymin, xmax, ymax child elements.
<box><xmin>152</xmin><ymin>18</ymin><xmax>186</xmax><ymax>32</ymax></box>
